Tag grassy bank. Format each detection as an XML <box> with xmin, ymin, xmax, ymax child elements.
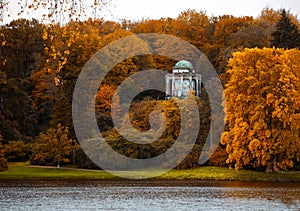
<box><xmin>0</xmin><ymin>162</ymin><xmax>300</xmax><ymax>182</ymax></box>
<box><xmin>0</xmin><ymin>162</ymin><xmax>116</xmax><ymax>179</ymax></box>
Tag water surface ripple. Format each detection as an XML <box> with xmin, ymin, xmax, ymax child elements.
<box><xmin>0</xmin><ymin>180</ymin><xmax>299</xmax><ymax>210</ymax></box>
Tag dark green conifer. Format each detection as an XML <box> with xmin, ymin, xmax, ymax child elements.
<box><xmin>271</xmin><ymin>9</ymin><xmax>300</xmax><ymax>49</ymax></box>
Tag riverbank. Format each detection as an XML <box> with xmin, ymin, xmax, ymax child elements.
<box><xmin>0</xmin><ymin>162</ymin><xmax>299</xmax><ymax>182</ymax></box>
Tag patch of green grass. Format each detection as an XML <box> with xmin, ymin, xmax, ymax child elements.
<box><xmin>0</xmin><ymin>162</ymin><xmax>300</xmax><ymax>182</ymax></box>
<box><xmin>0</xmin><ymin>162</ymin><xmax>118</xmax><ymax>179</ymax></box>
<box><xmin>158</xmin><ymin>167</ymin><xmax>300</xmax><ymax>182</ymax></box>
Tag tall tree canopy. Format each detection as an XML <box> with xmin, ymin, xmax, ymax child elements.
<box><xmin>0</xmin><ymin>19</ymin><xmax>43</xmax><ymax>141</ymax></box>
<box><xmin>222</xmin><ymin>48</ymin><xmax>300</xmax><ymax>172</ymax></box>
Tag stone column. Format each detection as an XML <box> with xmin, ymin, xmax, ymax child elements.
<box><xmin>165</xmin><ymin>77</ymin><xmax>170</xmax><ymax>96</ymax></box>
<box><xmin>195</xmin><ymin>78</ymin><xmax>199</xmax><ymax>97</ymax></box>
<box><xmin>198</xmin><ymin>75</ymin><xmax>202</xmax><ymax>97</ymax></box>
<box><xmin>172</xmin><ymin>76</ymin><xmax>175</xmax><ymax>96</ymax></box>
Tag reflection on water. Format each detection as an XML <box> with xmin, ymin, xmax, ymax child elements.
<box><xmin>0</xmin><ymin>180</ymin><xmax>299</xmax><ymax>210</ymax></box>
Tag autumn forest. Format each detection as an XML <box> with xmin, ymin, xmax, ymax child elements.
<box><xmin>0</xmin><ymin>7</ymin><xmax>300</xmax><ymax>173</ymax></box>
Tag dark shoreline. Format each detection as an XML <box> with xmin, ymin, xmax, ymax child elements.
<box><xmin>0</xmin><ymin>178</ymin><xmax>300</xmax><ymax>188</ymax></box>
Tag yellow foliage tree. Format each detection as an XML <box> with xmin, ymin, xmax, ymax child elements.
<box><xmin>175</xmin><ymin>9</ymin><xmax>211</xmax><ymax>53</ymax></box>
<box><xmin>3</xmin><ymin>140</ymin><xmax>31</xmax><ymax>162</ymax></box>
<box><xmin>31</xmin><ymin>124</ymin><xmax>75</xmax><ymax>167</ymax></box>
<box><xmin>222</xmin><ymin>48</ymin><xmax>300</xmax><ymax>172</ymax></box>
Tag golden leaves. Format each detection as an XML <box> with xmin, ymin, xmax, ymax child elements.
<box><xmin>31</xmin><ymin>124</ymin><xmax>75</xmax><ymax>166</ymax></box>
<box><xmin>223</xmin><ymin>48</ymin><xmax>300</xmax><ymax>171</ymax></box>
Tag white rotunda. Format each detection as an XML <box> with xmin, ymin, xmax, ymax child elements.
<box><xmin>165</xmin><ymin>60</ymin><xmax>201</xmax><ymax>99</ymax></box>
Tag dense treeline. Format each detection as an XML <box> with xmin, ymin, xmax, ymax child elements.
<box><xmin>0</xmin><ymin>8</ymin><xmax>299</xmax><ymax>172</ymax></box>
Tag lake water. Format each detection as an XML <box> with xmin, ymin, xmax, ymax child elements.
<box><xmin>0</xmin><ymin>180</ymin><xmax>299</xmax><ymax>210</ymax></box>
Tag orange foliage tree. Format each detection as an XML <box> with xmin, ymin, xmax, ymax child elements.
<box><xmin>213</xmin><ymin>15</ymin><xmax>253</xmax><ymax>48</ymax></box>
<box><xmin>31</xmin><ymin>124</ymin><xmax>75</xmax><ymax>167</ymax></box>
<box><xmin>222</xmin><ymin>48</ymin><xmax>300</xmax><ymax>172</ymax></box>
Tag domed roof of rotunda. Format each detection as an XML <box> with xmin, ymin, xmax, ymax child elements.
<box><xmin>173</xmin><ymin>60</ymin><xmax>194</xmax><ymax>70</ymax></box>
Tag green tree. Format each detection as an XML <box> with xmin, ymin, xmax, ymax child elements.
<box><xmin>222</xmin><ymin>48</ymin><xmax>300</xmax><ymax>172</ymax></box>
<box><xmin>31</xmin><ymin>124</ymin><xmax>75</xmax><ymax>167</ymax></box>
<box><xmin>271</xmin><ymin>9</ymin><xmax>300</xmax><ymax>49</ymax></box>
